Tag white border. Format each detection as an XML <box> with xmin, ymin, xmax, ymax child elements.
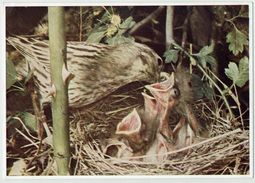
<box><xmin>2</xmin><ymin>0</ymin><xmax>254</xmax><ymax>6</ymax></box>
<box><xmin>1</xmin><ymin>1</ymin><xmax>254</xmax><ymax>183</ymax></box>
<box><xmin>249</xmin><ymin>1</ymin><xmax>254</xmax><ymax>179</ymax></box>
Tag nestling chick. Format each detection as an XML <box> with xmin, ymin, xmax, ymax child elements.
<box><xmin>115</xmin><ymin>92</ymin><xmax>159</xmax><ymax>153</ymax></box>
<box><xmin>175</xmin><ymin>65</ymin><xmax>204</xmax><ymax>137</ymax></box>
<box><xmin>145</xmin><ymin>73</ymin><xmax>180</xmax><ymax>142</ymax></box>
<box><xmin>115</xmin><ymin>73</ymin><xmax>180</xmax><ymax>154</ymax></box>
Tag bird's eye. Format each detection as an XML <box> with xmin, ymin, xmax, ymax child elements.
<box><xmin>159</xmin><ymin>72</ymin><xmax>169</xmax><ymax>82</ymax></box>
<box><xmin>157</xmin><ymin>58</ymin><xmax>163</xmax><ymax>66</ymax></box>
<box><xmin>172</xmin><ymin>87</ymin><xmax>180</xmax><ymax>98</ymax></box>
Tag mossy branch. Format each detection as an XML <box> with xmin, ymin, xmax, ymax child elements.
<box><xmin>48</xmin><ymin>7</ymin><xmax>70</xmax><ymax>175</ymax></box>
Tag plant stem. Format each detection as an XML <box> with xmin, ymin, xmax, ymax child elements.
<box><xmin>207</xmin><ymin>69</ymin><xmax>240</xmax><ymax>105</ymax></box>
<box><xmin>79</xmin><ymin>7</ymin><xmax>83</xmax><ymax>42</ymax></box>
<box><xmin>233</xmin><ymin>84</ymin><xmax>244</xmax><ymax>130</ymax></box>
<box><xmin>197</xmin><ymin>64</ymin><xmax>234</xmax><ymax>119</ymax></box>
<box><xmin>48</xmin><ymin>7</ymin><xmax>70</xmax><ymax>175</ymax></box>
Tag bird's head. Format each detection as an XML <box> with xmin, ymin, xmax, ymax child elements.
<box><xmin>145</xmin><ymin>72</ymin><xmax>180</xmax><ymax>110</ymax></box>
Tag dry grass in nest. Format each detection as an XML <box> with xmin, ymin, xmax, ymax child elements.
<box><xmin>6</xmin><ymin>82</ymin><xmax>249</xmax><ymax>176</ymax></box>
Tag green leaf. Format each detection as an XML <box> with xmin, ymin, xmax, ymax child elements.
<box><xmin>6</xmin><ymin>59</ymin><xmax>18</xmax><ymax>89</ymax></box>
<box><xmin>198</xmin><ymin>44</ymin><xmax>214</xmax><ymax>56</ymax></box>
<box><xmin>163</xmin><ymin>49</ymin><xmax>179</xmax><ymax>63</ymax></box>
<box><xmin>106</xmin><ymin>35</ymin><xmax>134</xmax><ymax>45</ymax></box>
<box><xmin>224</xmin><ymin>57</ymin><xmax>249</xmax><ymax>87</ymax></box>
<box><xmin>191</xmin><ymin>74</ymin><xmax>214</xmax><ymax>100</ymax></box>
<box><xmin>205</xmin><ymin>55</ymin><xmax>217</xmax><ymax>66</ymax></box>
<box><xmin>19</xmin><ymin>112</ymin><xmax>37</xmax><ymax>132</ymax></box>
<box><xmin>118</xmin><ymin>16</ymin><xmax>136</xmax><ymax>35</ymax></box>
<box><xmin>226</xmin><ymin>28</ymin><xmax>248</xmax><ymax>56</ymax></box>
<box><xmin>236</xmin><ymin>56</ymin><xmax>249</xmax><ymax>87</ymax></box>
<box><xmin>86</xmin><ymin>27</ymin><xmax>107</xmax><ymax>43</ymax></box>
<box><xmin>197</xmin><ymin>56</ymin><xmax>207</xmax><ymax>68</ymax></box>
<box><xmin>106</xmin><ymin>24</ymin><xmax>118</xmax><ymax>37</ymax></box>
<box><xmin>198</xmin><ymin>55</ymin><xmax>216</xmax><ymax>68</ymax></box>
<box><xmin>202</xmin><ymin>84</ymin><xmax>214</xmax><ymax>100</ymax></box>
<box><xmin>225</xmin><ymin>62</ymin><xmax>239</xmax><ymax>82</ymax></box>
<box><xmin>194</xmin><ymin>44</ymin><xmax>216</xmax><ymax>68</ymax></box>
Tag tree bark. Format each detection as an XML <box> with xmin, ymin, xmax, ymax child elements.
<box><xmin>48</xmin><ymin>7</ymin><xmax>70</xmax><ymax>175</ymax></box>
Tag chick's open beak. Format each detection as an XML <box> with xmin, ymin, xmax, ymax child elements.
<box><xmin>141</xmin><ymin>92</ymin><xmax>157</xmax><ymax>114</ymax></box>
<box><xmin>115</xmin><ymin>108</ymin><xmax>143</xmax><ymax>144</ymax></box>
<box><xmin>145</xmin><ymin>72</ymin><xmax>180</xmax><ymax>107</ymax></box>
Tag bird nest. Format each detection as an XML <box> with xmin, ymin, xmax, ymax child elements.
<box><xmin>7</xmin><ymin>82</ymin><xmax>249</xmax><ymax>176</ymax></box>
<box><xmin>67</xmin><ymin>83</ymin><xmax>249</xmax><ymax>175</ymax></box>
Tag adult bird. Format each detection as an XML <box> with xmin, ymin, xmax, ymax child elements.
<box><xmin>7</xmin><ymin>36</ymin><xmax>162</xmax><ymax>108</ymax></box>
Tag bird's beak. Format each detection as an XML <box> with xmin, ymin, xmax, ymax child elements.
<box><xmin>141</xmin><ymin>92</ymin><xmax>158</xmax><ymax>114</ymax></box>
<box><xmin>144</xmin><ymin>133</ymin><xmax>175</xmax><ymax>163</ymax></box>
<box><xmin>102</xmin><ymin>138</ymin><xmax>133</xmax><ymax>158</ymax></box>
<box><xmin>145</xmin><ymin>72</ymin><xmax>178</xmax><ymax>107</ymax></box>
<box><xmin>115</xmin><ymin>108</ymin><xmax>142</xmax><ymax>143</ymax></box>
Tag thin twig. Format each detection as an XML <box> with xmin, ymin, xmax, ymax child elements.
<box><xmin>15</xmin><ymin>128</ymin><xmax>39</xmax><ymax>148</ymax></box>
<box><xmin>105</xmin><ymin>105</ymin><xmax>138</xmax><ymax>115</ymax></box>
<box><xmin>134</xmin><ymin>35</ymin><xmax>165</xmax><ymax>45</ymax></box>
<box><xmin>189</xmin><ymin>140</ymin><xmax>248</xmax><ymax>174</ymax></box>
<box><xmin>126</xmin><ymin>128</ymin><xmax>243</xmax><ymax>160</ymax></box>
<box><xmin>129</xmin><ymin>6</ymin><xmax>165</xmax><ymax>35</ymax></box>
<box><xmin>12</xmin><ymin>117</ymin><xmax>38</xmax><ymax>140</ymax></box>
<box><xmin>233</xmin><ymin>84</ymin><xmax>244</xmax><ymax>130</ymax></box>
<box><xmin>79</xmin><ymin>7</ymin><xmax>83</xmax><ymax>41</ymax></box>
<box><xmin>181</xmin><ymin>13</ymin><xmax>189</xmax><ymax>48</ymax></box>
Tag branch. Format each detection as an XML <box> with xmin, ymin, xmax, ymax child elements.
<box><xmin>129</xmin><ymin>6</ymin><xmax>165</xmax><ymax>35</ymax></box>
<box><xmin>165</xmin><ymin>6</ymin><xmax>175</xmax><ymax>47</ymax></box>
<box><xmin>134</xmin><ymin>35</ymin><xmax>165</xmax><ymax>45</ymax></box>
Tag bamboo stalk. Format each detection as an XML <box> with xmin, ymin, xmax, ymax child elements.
<box><xmin>48</xmin><ymin>7</ymin><xmax>70</xmax><ymax>175</ymax></box>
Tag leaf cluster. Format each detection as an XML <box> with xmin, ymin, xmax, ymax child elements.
<box><xmin>86</xmin><ymin>8</ymin><xmax>136</xmax><ymax>45</ymax></box>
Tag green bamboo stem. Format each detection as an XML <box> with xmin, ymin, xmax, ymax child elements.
<box><xmin>48</xmin><ymin>7</ymin><xmax>70</xmax><ymax>175</ymax></box>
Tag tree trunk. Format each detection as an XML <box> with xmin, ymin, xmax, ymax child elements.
<box><xmin>48</xmin><ymin>7</ymin><xmax>70</xmax><ymax>175</ymax></box>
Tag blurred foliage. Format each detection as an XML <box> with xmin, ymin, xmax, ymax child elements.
<box><xmin>191</xmin><ymin>74</ymin><xmax>214</xmax><ymax>100</ymax></box>
<box><xmin>6</xmin><ymin>58</ymin><xmax>18</xmax><ymax>89</ymax></box>
<box><xmin>164</xmin><ymin>5</ymin><xmax>249</xmax><ymax>101</ymax></box>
